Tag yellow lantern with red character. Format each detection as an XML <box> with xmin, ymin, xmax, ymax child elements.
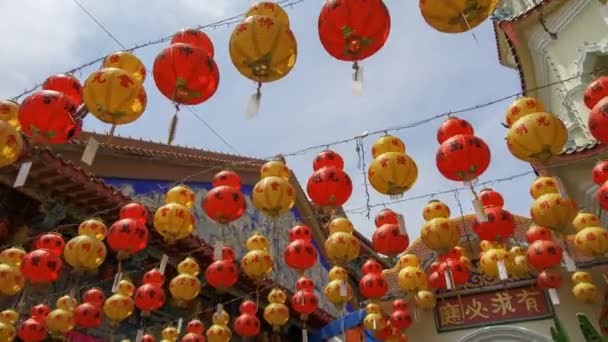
<box><xmin>47</xmin><ymin>296</ymin><xmax>77</xmax><ymax>336</ymax></box>
<box><xmin>530</xmin><ymin>178</ymin><xmax>577</xmax><ymax>236</ymax></box>
<box><xmin>480</xmin><ymin>247</ymin><xmax>511</xmax><ymax>278</ymax></box>
<box><xmin>0</xmin><ymin>247</ymin><xmax>25</xmax><ymax>267</ymax></box>
<box><xmin>0</xmin><ymin>100</ymin><xmax>21</xmax><ymax>130</ymax></box>
<box><xmin>245</xmin><ymin>2</ymin><xmax>290</xmax><ymax>26</ymax></box>
<box><xmin>0</xmin><ymin>120</ymin><xmax>23</xmax><ymax>168</ymax></box>
<box><xmin>420</xmin><ymin>0</ymin><xmax>498</xmax><ymax>33</ymax></box>
<box><xmin>371</xmin><ymin>134</ymin><xmax>406</xmax><ymax>159</ymax></box>
<box><xmin>169</xmin><ymin>257</ymin><xmax>202</xmax><ymax>306</ymax></box>
<box><xmin>252</xmin><ymin>176</ymin><xmax>295</xmax><ymax>218</ymax></box>
<box><xmin>78</xmin><ymin>219</ymin><xmax>107</xmax><ymax>240</ymax></box>
<box><xmin>530</xmin><ymin>177</ymin><xmax>559</xmax><ymax>199</ymax></box>
<box><xmin>103</xmin><ymin>280</ymin><xmax>135</xmax><ymax>326</ymax></box>
<box><xmin>161</xmin><ymin>326</ymin><xmax>178</xmax><ymax>342</ymax></box>
<box><xmin>260</xmin><ymin>160</ymin><xmax>290</xmax><ymax>180</ymax></box>
<box><xmin>263</xmin><ymin>288</ymin><xmax>289</xmax><ymax>331</ymax></box>
<box><xmin>206</xmin><ymin>309</ymin><xmax>231</xmax><ymax>342</ymax></box>
<box><xmin>572</xmin><ymin>271</ymin><xmax>599</xmax><ymax>304</ymax></box>
<box><xmin>398</xmin><ymin>266</ymin><xmax>427</xmax><ymax>293</ymax></box>
<box><xmin>0</xmin><ymin>309</ymin><xmax>17</xmax><ymax>342</ymax></box>
<box><xmin>414</xmin><ymin>290</ymin><xmax>436</xmax><ymax>309</ymax></box>
<box><xmin>325</xmin><ymin>217</ymin><xmax>360</xmax><ymax>265</ymax></box>
<box><xmin>0</xmin><ymin>263</ymin><xmax>23</xmax><ymax>296</ymax></box>
<box><xmin>368</xmin><ymin>150</ymin><xmax>418</xmax><ymax>198</ymax></box>
<box><xmin>574</xmin><ymin>226</ymin><xmax>608</xmax><ymax>257</ymax></box>
<box><xmin>420</xmin><ymin>200</ymin><xmax>460</xmax><ymax>254</ymax></box>
<box><xmin>363</xmin><ymin>303</ymin><xmax>386</xmax><ymax>333</ymax></box>
<box><xmin>507</xmin><ymin>246</ymin><xmax>529</xmax><ymax>278</ymax></box>
<box><xmin>324</xmin><ymin>266</ymin><xmax>353</xmax><ymax>308</ymax></box>
<box><xmin>63</xmin><ymin>234</ymin><xmax>107</xmax><ymax>273</ymax></box>
<box><xmin>165</xmin><ymin>185</ymin><xmax>196</xmax><ymax>208</ymax></box>
<box><xmin>101</xmin><ymin>51</ymin><xmax>147</xmax><ymax>83</ymax></box>
<box><xmin>573</xmin><ymin>212</ymin><xmax>600</xmax><ymax>232</ymax></box>
<box><xmin>241</xmin><ymin>232</ymin><xmax>273</xmax><ymax>280</ymax></box>
<box><xmin>505</xmin><ymin>97</ymin><xmax>567</xmax><ymax>163</ymax></box>
<box><xmin>153</xmin><ymin>202</ymin><xmax>195</xmax><ymax>244</ymax></box>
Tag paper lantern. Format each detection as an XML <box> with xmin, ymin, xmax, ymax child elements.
<box><xmin>213</xmin><ymin>170</ymin><xmax>242</xmax><ymax>189</ymax></box>
<box><xmin>246</xmin><ymin>1</ymin><xmax>290</xmax><ymax>25</ymax></box>
<box><xmin>507</xmin><ymin>112</ymin><xmax>567</xmax><ymax>163</ymax></box>
<box><xmin>20</xmin><ymin>249</ymin><xmax>62</xmax><ymax>284</ymax></box>
<box><xmin>372</xmin><ymin>223</ymin><xmax>409</xmax><ymax>257</ymax></box>
<box><xmin>307</xmin><ymin>166</ymin><xmax>353</xmax><ymax>207</ymax></box>
<box><xmin>260</xmin><ymin>160</ymin><xmax>290</xmax><ymax>180</ymax></box>
<box><xmin>526</xmin><ymin>225</ymin><xmax>552</xmax><ymax>243</ymax></box>
<box><xmin>507</xmin><ymin>246</ymin><xmax>530</xmax><ymax>278</ymax></box>
<box><xmin>420</xmin><ymin>202</ymin><xmax>459</xmax><ymax>254</ymax></box>
<box><xmin>479</xmin><ymin>247</ymin><xmax>510</xmax><ymax>278</ymax></box>
<box><xmin>573</xmin><ymin>212</ymin><xmax>600</xmax><ymax>232</ymax></box>
<box><xmin>536</xmin><ymin>270</ymin><xmax>561</xmax><ymax>289</ymax></box>
<box><xmin>375</xmin><ymin>208</ymin><xmax>399</xmax><ymax>227</ymax></box>
<box><xmin>181</xmin><ymin>333</ymin><xmax>204</xmax><ymax>342</ymax></box>
<box><xmin>171</xmin><ymin>28</ymin><xmax>214</xmax><ymax>57</ymax></box>
<box><xmin>18</xmin><ymin>90</ymin><xmax>79</xmax><ymax>143</ymax></box>
<box><xmin>252</xmin><ymin>176</ymin><xmax>295</xmax><ymax>217</ymax></box>
<box><xmin>583</xmin><ymin>76</ymin><xmax>608</xmax><ymax>109</ymax></box>
<box><xmin>420</xmin><ymin>0</ymin><xmax>498</xmax><ymax>33</ymax></box>
<box><xmin>186</xmin><ymin>319</ymin><xmax>205</xmax><ymax>335</ymax></box>
<box><xmin>17</xmin><ymin>318</ymin><xmax>46</xmax><ymax>342</ymax></box>
<box><xmin>153</xmin><ymin>202</ymin><xmax>195</xmax><ymax>243</ymax></box>
<box><xmin>34</xmin><ymin>232</ymin><xmax>65</xmax><ymax>257</ymax></box>
<box><xmin>0</xmin><ymin>100</ymin><xmax>21</xmax><ymax>130</ymax></box>
<box><xmin>589</xmin><ymin>98</ymin><xmax>608</xmax><ymax>143</ymax></box>
<box><xmin>0</xmin><ymin>121</ymin><xmax>22</xmax><ymax>168</ymax></box>
<box><xmin>359</xmin><ymin>259</ymin><xmax>388</xmax><ymax>299</ymax></box>
<box><xmin>363</xmin><ymin>303</ymin><xmax>386</xmax><ymax>332</ymax></box>
<box><xmin>438</xmin><ymin>258</ymin><xmax>470</xmax><ymax>286</ymax></box>
<box><xmin>478</xmin><ymin>188</ymin><xmax>504</xmax><ymax>208</ymax></box>
<box><xmin>42</xmin><ymin>74</ymin><xmax>83</xmax><ymax>107</ymax></box>
<box><xmin>241</xmin><ymin>232</ymin><xmax>273</xmax><ymax>279</ymax></box>
<box><xmin>284</xmin><ymin>234</ymin><xmax>318</xmax><ymax>274</ymax></box>
<box><xmin>0</xmin><ymin>263</ymin><xmax>23</xmax><ymax>296</ymax></box>
<box><xmin>78</xmin><ymin>219</ymin><xmax>107</xmax><ymax>240</ymax></box>
<box><xmin>592</xmin><ymin>160</ymin><xmax>608</xmax><ymax>186</ymax></box>
<box><xmin>135</xmin><ymin>271</ymin><xmax>166</xmax><ymax>316</ymax></box>
<box><xmin>571</xmin><ymin>272</ymin><xmax>598</xmax><ymax>304</ymax></box>
<box><xmin>162</xmin><ymin>327</ymin><xmax>179</xmax><ymax>342</ymax></box>
<box><xmin>398</xmin><ymin>254</ymin><xmax>420</xmax><ymax>268</ymax></box>
<box><xmin>107</xmin><ymin>218</ymin><xmax>149</xmax><ymax>259</ymax></box>
<box><xmin>263</xmin><ymin>288</ymin><xmax>289</xmax><ymax>331</ymax></box>
<box><xmin>436</xmin><ymin>134</ymin><xmax>491</xmax><ymax>182</ymax></box>
<box><xmin>368</xmin><ymin>151</ymin><xmax>418</xmax><ymax>196</ymax></box>
<box><xmin>203</xmin><ymin>185</ymin><xmax>246</xmax><ymax>224</ymax></box>
<box><xmin>324</xmin><ymin>266</ymin><xmax>353</xmax><ymax>308</ymax></box>
<box><xmin>437</xmin><ymin>116</ymin><xmax>473</xmax><ymax>144</ymax></box>
<box><xmin>30</xmin><ymin>304</ymin><xmax>50</xmax><ymax>322</ymax></box>
<box><xmin>165</xmin><ymin>185</ymin><xmax>196</xmax><ymax>208</ymax></box>
<box><xmin>292</xmin><ymin>278</ymin><xmax>318</xmax><ymax>320</ymax></box>
<box><xmin>530</xmin><ymin>177</ymin><xmax>559</xmax><ymax>199</ymax></box>
<box><xmin>83</xmin><ymin>67</ymin><xmax>147</xmax><ymax>125</ymax></box>
<box><xmin>0</xmin><ymin>321</ymin><xmax>15</xmax><ymax>342</ymax></box>
<box><xmin>371</xmin><ymin>134</ymin><xmax>405</xmax><ymax>159</ymax></box>
<box><xmin>46</xmin><ymin>308</ymin><xmax>74</xmax><ymax>334</ymax></box>
<box><xmin>414</xmin><ymin>290</ymin><xmax>436</xmax><ymax>309</ymax></box>
<box><xmin>63</xmin><ymin>235</ymin><xmax>107</xmax><ymax>272</ymax></box>
<box><xmin>531</xmin><ymin>193</ymin><xmax>577</xmax><ymax>236</ymax></box>
<box><xmin>103</xmin><ymin>288</ymin><xmax>134</xmax><ymax>325</ymax></box>
<box><xmin>205</xmin><ymin>247</ymin><xmax>238</xmax><ymax>290</ymax></box>
<box><xmin>574</xmin><ymin>226</ymin><xmax>608</xmax><ymax>257</ymax></box>
<box><xmin>0</xmin><ymin>310</ymin><xmax>19</xmax><ymax>326</ymax></box>
<box><xmin>325</xmin><ymin>230</ymin><xmax>360</xmax><ymax>264</ymax></box>
<box><xmin>206</xmin><ymin>310</ymin><xmax>231</xmax><ymax>342</ymax></box>
<box><xmin>527</xmin><ymin>240</ymin><xmax>562</xmax><ymax>271</ymax></box>
<box><xmin>170</xmin><ymin>257</ymin><xmax>202</xmax><ymax>305</ymax></box>
<box><xmin>471</xmin><ymin>206</ymin><xmax>516</xmax><ymax>241</ymax></box>
<box><xmin>234</xmin><ymin>300</ymin><xmax>260</xmax><ymax>337</ymax></box>
<box><xmin>119</xmin><ymin>202</ymin><xmax>149</xmax><ymax>225</ymax></box>
<box><xmin>102</xmin><ymin>51</ymin><xmax>147</xmax><ymax>83</ymax></box>
<box><xmin>82</xmin><ymin>288</ymin><xmax>105</xmax><ymax>307</ymax></box>
<box><xmin>314</xmin><ymin>149</ymin><xmax>345</xmax><ymax>170</ymax></box>
<box><xmin>504</xmin><ymin>97</ymin><xmax>544</xmax><ymax>127</ymax></box>
<box><xmin>423</xmin><ymin>199</ymin><xmax>451</xmax><ymax>220</ymax></box>
<box><xmin>397</xmin><ymin>266</ymin><xmax>427</xmax><ymax>293</ymax></box>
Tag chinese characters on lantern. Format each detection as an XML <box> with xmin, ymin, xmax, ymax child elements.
<box><xmin>434</xmin><ymin>286</ymin><xmax>553</xmax><ymax>331</ymax></box>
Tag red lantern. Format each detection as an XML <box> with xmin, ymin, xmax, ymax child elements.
<box><xmin>153</xmin><ymin>43</ymin><xmax>219</xmax><ymax>105</ymax></box>
<box><xmin>359</xmin><ymin>259</ymin><xmax>388</xmax><ymax>299</ymax></box>
<box><xmin>186</xmin><ymin>319</ymin><xmax>205</xmax><ymax>334</ymax></box>
<box><xmin>107</xmin><ymin>218</ymin><xmax>149</xmax><ymax>259</ymax></box>
<box><xmin>291</xmin><ymin>290</ymin><xmax>318</xmax><ymax>319</ymax></box>
<box><xmin>589</xmin><ymin>98</ymin><xmax>608</xmax><ymax>143</ymax></box>
<box><xmin>289</xmin><ymin>224</ymin><xmax>313</xmax><ymax>242</ymax></box>
<box><xmin>428</xmin><ymin>271</ymin><xmax>445</xmax><ymax>289</ymax></box>
<box><xmin>526</xmin><ymin>225</ymin><xmax>552</xmax><ymax>243</ymax></box>
<box><xmin>42</xmin><ymin>74</ymin><xmax>83</xmax><ymax>107</ymax></box>
<box><xmin>21</xmin><ymin>249</ymin><xmax>62</xmax><ymax>284</ymax></box>
<box><xmin>143</xmin><ymin>268</ymin><xmax>165</xmax><ymax>286</ymax></box>
<box><xmin>213</xmin><ymin>170</ymin><xmax>241</xmax><ymax>190</ymax></box>
<box><xmin>592</xmin><ymin>160</ymin><xmax>608</xmax><ymax>186</ymax></box>
<box><xmin>471</xmin><ymin>206</ymin><xmax>516</xmax><ymax>241</ymax></box>
<box><xmin>436</xmin><ymin>134</ymin><xmax>491</xmax><ymax>182</ymax></box>
<box><xmin>284</xmin><ymin>238</ymin><xmax>318</xmax><ymax>273</ymax></box>
<box><xmin>18</xmin><ymin>90</ymin><xmax>79</xmax><ymax>144</ymax></box>
<box><xmin>391</xmin><ymin>309</ymin><xmax>412</xmax><ymax>331</ymax></box>
<box><xmin>436</xmin><ymin>116</ymin><xmax>474</xmax><ymax>144</ymax></box>
<box><xmin>527</xmin><ymin>240</ymin><xmax>562</xmax><ymax>271</ymax></box>
<box><xmin>479</xmin><ymin>188</ymin><xmax>504</xmax><ymax>208</ymax></box>
<box><xmin>296</xmin><ymin>276</ymin><xmax>315</xmax><ymax>292</ymax></box>
<box><xmin>205</xmin><ymin>246</ymin><xmax>238</xmax><ymax>289</ymax></box>
<box><xmin>18</xmin><ymin>318</ymin><xmax>47</xmax><ymax>342</ymax></box>
<box><xmin>83</xmin><ymin>288</ymin><xmax>105</xmax><ymax>307</ymax></box>
<box><xmin>374</xmin><ymin>209</ymin><xmax>399</xmax><ymax>227</ymax></box>
<box><xmin>135</xmin><ymin>283</ymin><xmax>165</xmax><ymax>315</ymax></box>
<box><xmin>31</xmin><ymin>304</ymin><xmax>51</xmax><ymax>322</ymax></box>
<box><xmin>583</xmin><ymin>76</ymin><xmax>608</xmax><ymax>110</ymax></box>
<box><xmin>438</xmin><ymin>259</ymin><xmax>469</xmax><ymax>286</ymax></box>
<box><xmin>142</xmin><ymin>335</ymin><xmax>156</xmax><ymax>342</ymax></box>
<box><xmin>372</xmin><ymin>223</ymin><xmax>409</xmax><ymax>257</ymax></box>
<box><xmin>318</xmin><ymin>0</ymin><xmax>390</xmax><ymax>63</ymax></box>
<box><xmin>307</xmin><ymin>166</ymin><xmax>353</xmax><ymax>207</ymax></box>
<box><xmin>203</xmin><ymin>185</ymin><xmax>246</xmax><ymax>224</ymax></box>
<box><xmin>234</xmin><ymin>300</ymin><xmax>260</xmax><ymax>337</ymax></box>
<box><xmin>171</xmin><ymin>28</ymin><xmax>214</xmax><ymax>57</ymax></box>
<box><xmin>74</xmin><ymin>303</ymin><xmax>103</xmax><ymax>328</ymax></box>
<box><xmin>536</xmin><ymin>270</ymin><xmax>562</xmax><ymax>289</ymax></box>
<box><xmin>392</xmin><ymin>299</ymin><xmax>408</xmax><ymax>311</ymax></box>
<box><xmin>181</xmin><ymin>333</ymin><xmax>205</xmax><ymax>342</ymax></box>
<box><xmin>598</xmin><ymin>182</ymin><xmax>608</xmax><ymax>212</ymax></box>
<box><xmin>313</xmin><ymin>150</ymin><xmax>344</xmax><ymax>171</ymax></box>
<box><xmin>119</xmin><ymin>202</ymin><xmax>149</xmax><ymax>225</ymax></box>
<box><xmin>35</xmin><ymin>232</ymin><xmax>65</xmax><ymax>256</ymax></box>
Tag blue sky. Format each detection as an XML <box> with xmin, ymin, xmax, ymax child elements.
<box><xmin>1</xmin><ymin>0</ymin><xmax>538</xmax><ymax>240</ymax></box>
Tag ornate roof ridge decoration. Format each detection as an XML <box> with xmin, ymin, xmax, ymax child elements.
<box><xmin>70</xmin><ymin>131</ymin><xmax>268</xmax><ymax>168</ymax></box>
<box><xmin>492</xmin><ymin>0</ymin><xmax>554</xmax><ymax>23</ymax></box>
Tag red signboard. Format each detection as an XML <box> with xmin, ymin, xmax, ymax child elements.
<box><xmin>434</xmin><ymin>286</ymin><xmax>554</xmax><ymax>332</ymax></box>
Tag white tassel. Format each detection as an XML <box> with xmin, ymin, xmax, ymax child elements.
<box><xmin>472</xmin><ymin>199</ymin><xmax>487</xmax><ymax>222</ymax></box>
<box><xmin>13</xmin><ymin>161</ymin><xmax>32</xmax><ymax>188</ymax></box>
<box><xmin>177</xmin><ymin>318</ymin><xmax>183</xmax><ymax>333</ymax></box>
<box><xmin>497</xmin><ymin>260</ymin><xmax>508</xmax><ymax>280</ymax></box>
<box><xmin>352</xmin><ymin>65</ymin><xmax>364</xmax><ymax>96</ymax></box>
<box><xmin>214</xmin><ymin>241</ymin><xmax>224</xmax><ymax>260</ymax></box>
<box><xmin>246</xmin><ymin>90</ymin><xmax>261</xmax><ymax>118</ymax></box>
<box><xmin>562</xmin><ymin>250</ymin><xmax>576</xmax><ymax>272</ymax></box>
<box><xmin>397</xmin><ymin>214</ymin><xmax>407</xmax><ymax>235</ymax></box>
<box><xmin>112</xmin><ymin>272</ymin><xmax>123</xmax><ymax>293</ymax></box>
<box><xmin>135</xmin><ymin>329</ymin><xmax>143</xmax><ymax>342</ymax></box>
<box><xmin>444</xmin><ymin>269</ymin><xmax>454</xmax><ymax>290</ymax></box>
<box><xmin>81</xmin><ymin>136</ymin><xmax>100</xmax><ymax>166</ymax></box>
<box><xmin>548</xmin><ymin>288</ymin><xmax>560</xmax><ymax>305</ymax></box>
<box><xmin>302</xmin><ymin>328</ymin><xmax>308</xmax><ymax>342</ymax></box>
<box><xmin>159</xmin><ymin>254</ymin><xmax>169</xmax><ymax>274</ymax></box>
<box><xmin>339</xmin><ymin>280</ymin><xmax>347</xmax><ymax>297</ymax></box>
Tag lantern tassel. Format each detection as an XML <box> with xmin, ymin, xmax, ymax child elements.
<box><xmin>352</xmin><ymin>62</ymin><xmax>364</xmax><ymax>96</ymax></box>
<box><xmin>167</xmin><ymin>106</ymin><xmax>179</xmax><ymax>145</ymax></box>
<box><xmin>246</xmin><ymin>83</ymin><xmax>262</xmax><ymax>118</ymax></box>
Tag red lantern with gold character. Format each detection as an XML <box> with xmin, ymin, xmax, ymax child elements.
<box><xmin>234</xmin><ymin>300</ymin><xmax>260</xmax><ymax>337</ymax></box>
<box><xmin>135</xmin><ymin>269</ymin><xmax>166</xmax><ymax>316</ymax></box>
<box><xmin>436</xmin><ymin>116</ymin><xmax>473</xmax><ymax>144</ymax></box>
<box><xmin>471</xmin><ymin>206</ymin><xmax>516</xmax><ymax>241</ymax></box>
<box><xmin>83</xmin><ymin>288</ymin><xmax>105</xmax><ymax>307</ymax></box>
<box><xmin>391</xmin><ymin>299</ymin><xmax>412</xmax><ymax>331</ymax></box>
<box><xmin>588</xmin><ymin>98</ymin><xmax>608</xmax><ymax>143</ymax></box>
<box><xmin>584</xmin><ymin>76</ymin><xmax>608</xmax><ymax>110</ymax></box>
<box><xmin>18</xmin><ymin>90</ymin><xmax>79</xmax><ymax>144</ymax></box>
<box><xmin>359</xmin><ymin>259</ymin><xmax>388</xmax><ymax>299</ymax></box>
<box><xmin>107</xmin><ymin>218</ymin><xmax>149</xmax><ymax>259</ymax></box>
<box><xmin>21</xmin><ymin>249</ymin><xmax>62</xmax><ymax>284</ymax></box>
<box><xmin>171</xmin><ymin>28</ymin><xmax>214</xmax><ymax>57</ymax></box>
<box><xmin>436</xmin><ymin>134</ymin><xmax>491</xmax><ymax>182</ymax></box>
<box><xmin>205</xmin><ymin>246</ymin><xmax>238</xmax><ymax>290</ymax></box>
<box><xmin>527</xmin><ymin>240</ymin><xmax>562</xmax><ymax>271</ymax></box>
<box><xmin>42</xmin><ymin>74</ymin><xmax>83</xmax><ymax>107</ymax></box>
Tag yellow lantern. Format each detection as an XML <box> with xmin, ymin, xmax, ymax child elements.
<box><xmin>414</xmin><ymin>290</ymin><xmax>436</xmax><ymax>309</ymax></box>
<box><xmin>78</xmin><ymin>219</ymin><xmax>107</xmax><ymax>240</ymax></box>
<box><xmin>397</xmin><ymin>266</ymin><xmax>427</xmax><ymax>293</ymax></box>
<box><xmin>325</xmin><ymin>279</ymin><xmax>353</xmax><ymax>308</ymax></box>
<box><xmin>531</xmin><ymin>193</ymin><xmax>577</xmax><ymax>236</ymax></box>
<box><xmin>264</xmin><ymin>288</ymin><xmax>289</xmax><ymax>331</ymax></box>
<box><xmin>46</xmin><ymin>309</ymin><xmax>74</xmax><ymax>334</ymax></box>
<box><xmin>153</xmin><ymin>202</ymin><xmax>195</xmax><ymax>244</ymax></box>
<box><xmin>0</xmin><ymin>264</ymin><xmax>23</xmax><ymax>296</ymax></box>
<box><xmin>101</xmin><ymin>51</ymin><xmax>147</xmax><ymax>83</ymax></box>
<box><xmin>328</xmin><ymin>265</ymin><xmax>349</xmax><ymax>281</ymax></box>
<box><xmin>573</xmin><ymin>212</ymin><xmax>600</xmax><ymax>232</ymax></box>
<box><xmin>479</xmin><ymin>247</ymin><xmax>510</xmax><ymax>278</ymax></box>
<box><xmin>421</xmin><ymin>213</ymin><xmax>460</xmax><ymax>255</ymax></box>
<box><xmin>573</xmin><ymin>282</ymin><xmax>599</xmax><ymax>304</ymax></box>
<box><xmin>0</xmin><ymin>322</ymin><xmax>15</xmax><ymax>342</ymax></box>
<box><xmin>206</xmin><ymin>309</ymin><xmax>231</xmax><ymax>342</ymax></box>
<box><xmin>165</xmin><ymin>185</ymin><xmax>196</xmax><ymax>208</ymax></box>
<box><xmin>245</xmin><ymin>2</ymin><xmax>290</xmax><ymax>26</ymax></box>
<box><xmin>328</xmin><ymin>217</ymin><xmax>354</xmax><ymax>233</ymax></box>
<box><xmin>368</xmin><ymin>152</ymin><xmax>418</xmax><ymax>196</ymax></box>
<box><xmin>507</xmin><ymin>247</ymin><xmax>529</xmax><ymax>278</ymax></box>
<box><xmin>0</xmin><ymin>100</ymin><xmax>21</xmax><ymax>130</ymax></box>
<box><xmin>104</xmin><ymin>281</ymin><xmax>135</xmax><ymax>325</ymax></box>
<box><xmin>460</xmin><ymin>255</ymin><xmax>473</xmax><ymax>271</ymax></box>
<box><xmin>260</xmin><ymin>160</ymin><xmax>290</xmax><ymax>180</ymax></box>
<box><xmin>423</xmin><ymin>199</ymin><xmax>451</xmax><ymax>220</ymax></box>
<box><xmin>0</xmin><ymin>247</ymin><xmax>25</xmax><ymax>267</ymax></box>
<box><xmin>364</xmin><ymin>304</ymin><xmax>386</xmax><ymax>332</ymax></box>
<box><xmin>82</xmin><ymin>67</ymin><xmax>147</xmax><ymax>126</ymax></box>
<box><xmin>117</xmin><ymin>279</ymin><xmax>135</xmax><ymax>296</ymax></box>
<box><xmin>574</xmin><ymin>226</ymin><xmax>608</xmax><ymax>257</ymax></box>
<box><xmin>56</xmin><ymin>295</ymin><xmax>78</xmax><ymax>311</ymax></box>
<box><xmin>505</xmin><ymin>97</ymin><xmax>545</xmax><ymax>127</ymax></box>
<box><xmin>398</xmin><ymin>254</ymin><xmax>420</xmax><ymax>268</ymax></box>
<box><xmin>63</xmin><ymin>235</ymin><xmax>107</xmax><ymax>272</ymax></box>
<box><xmin>325</xmin><ymin>231</ymin><xmax>360</xmax><ymax>265</ymax></box>
<box><xmin>506</xmin><ymin>112</ymin><xmax>567</xmax><ymax>163</ymax></box>
<box><xmin>241</xmin><ymin>232</ymin><xmax>273</xmax><ymax>279</ymax></box>
<box><xmin>572</xmin><ymin>271</ymin><xmax>593</xmax><ymax>284</ymax></box>
<box><xmin>530</xmin><ymin>177</ymin><xmax>559</xmax><ymax>199</ymax></box>
<box><xmin>419</xmin><ymin>0</ymin><xmax>498</xmax><ymax>33</ymax></box>
<box><xmin>170</xmin><ymin>258</ymin><xmax>202</xmax><ymax>305</ymax></box>
<box><xmin>162</xmin><ymin>327</ymin><xmax>178</xmax><ymax>342</ymax></box>
<box><xmin>371</xmin><ymin>134</ymin><xmax>405</xmax><ymax>159</ymax></box>
<box><xmin>229</xmin><ymin>15</ymin><xmax>297</xmax><ymax>84</ymax></box>
<box><xmin>252</xmin><ymin>176</ymin><xmax>295</xmax><ymax>217</ymax></box>
<box><xmin>0</xmin><ymin>121</ymin><xmax>23</xmax><ymax>168</ymax></box>
<box><xmin>0</xmin><ymin>310</ymin><xmax>19</xmax><ymax>325</ymax></box>
<box><xmin>479</xmin><ymin>240</ymin><xmax>504</xmax><ymax>252</ymax></box>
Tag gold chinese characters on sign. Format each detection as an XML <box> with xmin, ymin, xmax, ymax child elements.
<box><xmin>434</xmin><ymin>286</ymin><xmax>553</xmax><ymax>331</ymax></box>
